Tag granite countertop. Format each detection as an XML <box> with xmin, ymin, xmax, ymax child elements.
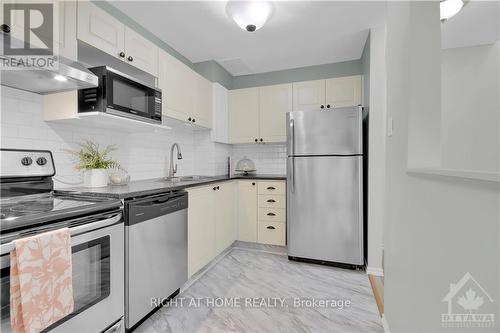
<box><xmin>55</xmin><ymin>174</ymin><xmax>286</xmax><ymax>200</ymax></box>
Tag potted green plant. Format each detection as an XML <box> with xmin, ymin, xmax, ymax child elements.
<box><xmin>65</xmin><ymin>140</ymin><xmax>121</xmax><ymax>188</ymax></box>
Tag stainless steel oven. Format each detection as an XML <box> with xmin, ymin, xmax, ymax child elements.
<box><xmin>0</xmin><ymin>211</ymin><xmax>124</xmax><ymax>333</ymax></box>
<box><xmin>78</xmin><ymin>66</ymin><xmax>162</xmax><ymax>124</ymax></box>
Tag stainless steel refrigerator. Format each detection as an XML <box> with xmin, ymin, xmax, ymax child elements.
<box><xmin>286</xmin><ymin>106</ymin><xmax>364</xmax><ymax>267</ymax></box>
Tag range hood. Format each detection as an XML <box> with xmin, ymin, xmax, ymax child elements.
<box><xmin>0</xmin><ymin>55</ymin><xmax>98</xmax><ymax>94</ymax></box>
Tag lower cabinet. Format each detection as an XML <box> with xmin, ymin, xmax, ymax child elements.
<box><xmin>187</xmin><ymin>182</ymin><xmax>235</xmax><ymax>277</ymax></box>
<box><xmin>238</xmin><ymin>180</ymin><xmax>286</xmax><ymax>246</ymax></box>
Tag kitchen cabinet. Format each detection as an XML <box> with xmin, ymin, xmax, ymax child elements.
<box><xmin>237</xmin><ymin>181</ymin><xmax>258</xmax><ymax>242</ymax></box>
<box><xmin>77</xmin><ymin>1</ymin><xmax>158</xmax><ymax>76</ymax></box>
<box><xmin>215</xmin><ymin>182</ymin><xmax>236</xmax><ymax>255</ymax></box>
<box><xmin>259</xmin><ymin>84</ymin><xmax>293</xmax><ymax>143</ymax></box>
<box><xmin>292</xmin><ymin>79</ymin><xmax>326</xmax><ymax>111</ymax></box>
<box><xmin>256</xmin><ymin>180</ymin><xmax>286</xmax><ymax>246</ymax></box>
<box><xmin>211</xmin><ymin>83</ymin><xmax>229</xmax><ymax>143</ymax></box>
<box><xmin>228</xmin><ymin>88</ymin><xmax>260</xmax><ymax>143</ymax></box>
<box><xmin>325</xmin><ymin>75</ymin><xmax>362</xmax><ymax>108</ymax></box>
<box><xmin>292</xmin><ymin>75</ymin><xmax>362</xmax><ymax>111</ymax></box>
<box><xmin>187</xmin><ymin>182</ymin><xmax>235</xmax><ymax>277</ymax></box>
<box><xmin>123</xmin><ymin>27</ymin><xmax>158</xmax><ymax>76</ymax></box>
<box><xmin>187</xmin><ymin>185</ymin><xmax>216</xmax><ymax>277</ymax></box>
<box><xmin>158</xmin><ymin>49</ymin><xmax>212</xmax><ymax>128</ymax></box>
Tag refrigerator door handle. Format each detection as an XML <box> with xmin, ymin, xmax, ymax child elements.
<box><xmin>290</xmin><ymin>118</ymin><xmax>295</xmax><ymax>193</ymax></box>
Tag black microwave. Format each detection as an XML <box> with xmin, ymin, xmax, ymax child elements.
<box><xmin>78</xmin><ymin>66</ymin><xmax>162</xmax><ymax>124</ymax></box>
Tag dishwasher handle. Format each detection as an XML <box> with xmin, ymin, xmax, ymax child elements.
<box><xmin>127</xmin><ymin>192</ymin><xmax>188</xmax><ymax>226</ymax></box>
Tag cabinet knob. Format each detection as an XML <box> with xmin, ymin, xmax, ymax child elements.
<box><xmin>320</xmin><ymin>105</ymin><xmax>325</xmax><ymax>109</ymax></box>
<box><xmin>267</xmin><ymin>186</ymin><xmax>276</xmax><ymax>190</ymax></box>
<box><xmin>252</xmin><ymin>182</ymin><xmax>255</xmax><ymax>186</ymax></box>
<box><xmin>192</xmin><ymin>118</ymin><xmax>195</xmax><ymax>123</ymax></box>
<box><xmin>1</xmin><ymin>24</ymin><xmax>11</xmax><ymax>33</ymax></box>
<box><xmin>259</xmin><ymin>138</ymin><xmax>263</xmax><ymax>142</ymax></box>
<box><xmin>267</xmin><ymin>212</ymin><xmax>276</xmax><ymax>216</ymax></box>
<box><xmin>216</xmin><ymin>186</ymin><xmax>220</xmax><ymax>190</ymax></box>
<box><xmin>127</xmin><ymin>55</ymin><xmax>133</xmax><ymax>62</ymax></box>
<box><xmin>254</xmin><ymin>138</ymin><xmax>258</xmax><ymax>142</ymax></box>
<box><xmin>327</xmin><ymin>104</ymin><xmax>331</xmax><ymax>108</ymax></box>
<box><xmin>188</xmin><ymin>117</ymin><xmax>192</xmax><ymax>121</ymax></box>
<box><xmin>267</xmin><ymin>199</ymin><xmax>276</xmax><ymax>203</ymax></box>
<box><xmin>118</xmin><ymin>51</ymin><xmax>125</xmax><ymax>58</ymax></box>
<box><xmin>266</xmin><ymin>226</ymin><xmax>276</xmax><ymax>230</ymax></box>
<box><xmin>213</xmin><ymin>187</ymin><xmax>217</xmax><ymax>191</ymax></box>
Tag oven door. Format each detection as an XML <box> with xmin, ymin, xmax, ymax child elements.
<box><xmin>0</xmin><ymin>215</ymin><xmax>124</xmax><ymax>333</ymax></box>
<box><xmin>105</xmin><ymin>70</ymin><xmax>160</xmax><ymax>123</ymax></box>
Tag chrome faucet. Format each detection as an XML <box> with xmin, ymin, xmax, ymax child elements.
<box><xmin>168</xmin><ymin>143</ymin><xmax>183</xmax><ymax>178</ymax></box>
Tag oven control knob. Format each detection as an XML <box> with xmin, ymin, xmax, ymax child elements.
<box><xmin>36</xmin><ymin>157</ymin><xmax>47</xmax><ymax>166</ymax></box>
<box><xmin>21</xmin><ymin>157</ymin><xmax>33</xmax><ymax>166</ymax></box>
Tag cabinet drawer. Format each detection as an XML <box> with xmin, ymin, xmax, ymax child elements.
<box><xmin>258</xmin><ymin>195</ymin><xmax>285</xmax><ymax>209</ymax></box>
<box><xmin>258</xmin><ymin>208</ymin><xmax>285</xmax><ymax>222</ymax></box>
<box><xmin>258</xmin><ymin>181</ymin><xmax>285</xmax><ymax>195</ymax></box>
<box><xmin>258</xmin><ymin>222</ymin><xmax>285</xmax><ymax>246</ymax></box>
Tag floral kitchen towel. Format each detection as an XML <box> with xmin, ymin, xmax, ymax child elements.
<box><xmin>10</xmin><ymin>228</ymin><xmax>74</xmax><ymax>333</ymax></box>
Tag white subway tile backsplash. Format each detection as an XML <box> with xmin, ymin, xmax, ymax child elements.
<box><xmin>1</xmin><ymin>86</ymin><xmax>285</xmax><ymax>186</ymax></box>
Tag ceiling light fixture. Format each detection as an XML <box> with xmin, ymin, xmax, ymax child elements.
<box><xmin>440</xmin><ymin>0</ymin><xmax>464</xmax><ymax>22</ymax></box>
<box><xmin>54</xmin><ymin>75</ymin><xmax>68</xmax><ymax>82</ymax></box>
<box><xmin>226</xmin><ymin>1</ymin><xmax>274</xmax><ymax>32</ymax></box>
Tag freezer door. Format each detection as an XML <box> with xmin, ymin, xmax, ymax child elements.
<box><xmin>287</xmin><ymin>107</ymin><xmax>362</xmax><ymax>156</ymax></box>
<box><xmin>287</xmin><ymin>156</ymin><xmax>363</xmax><ymax>265</ymax></box>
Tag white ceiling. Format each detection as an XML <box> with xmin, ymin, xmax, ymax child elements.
<box><xmin>441</xmin><ymin>0</ymin><xmax>500</xmax><ymax>49</ymax></box>
<box><xmin>108</xmin><ymin>1</ymin><xmax>386</xmax><ymax>75</ymax></box>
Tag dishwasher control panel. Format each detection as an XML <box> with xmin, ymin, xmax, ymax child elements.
<box><xmin>126</xmin><ymin>191</ymin><xmax>188</xmax><ymax>226</ymax></box>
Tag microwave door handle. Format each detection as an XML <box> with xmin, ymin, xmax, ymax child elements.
<box><xmin>0</xmin><ymin>212</ymin><xmax>122</xmax><ymax>256</ymax></box>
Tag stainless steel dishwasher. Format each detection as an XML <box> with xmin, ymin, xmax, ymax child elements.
<box><xmin>125</xmin><ymin>191</ymin><xmax>188</xmax><ymax>331</ymax></box>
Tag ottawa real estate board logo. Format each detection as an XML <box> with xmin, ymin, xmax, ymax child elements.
<box><xmin>442</xmin><ymin>272</ymin><xmax>495</xmax><ymax>328</ymax></box>
<box><xmin>1</xmin><ymin>2</ymin><xmax>58</xmax><ymax>70</ymax></box>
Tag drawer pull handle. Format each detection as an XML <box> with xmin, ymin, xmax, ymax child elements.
<box><xmin>267</xmin><ymin>186</ymin><xmax>276</xmax><ymax>190</ymax></box>
<box><xmin>267</xmin><ymin>199</ymin><xmax>276</xmax><ymax>203</ymax></box>
<box><xmin>267</xmin><ymin>212</ymin><xmax>276</xmax><ymax>216</ymax></box>
<box><xmin>266</xmin><ymin>226</ymin><xmax>275</xmax><ymax>230</ymax></box>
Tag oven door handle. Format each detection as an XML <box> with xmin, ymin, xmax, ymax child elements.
<box><xmin>0</xmin><ymin>212</ymin><xmax>122</xmax><ymax>256</ymax></box>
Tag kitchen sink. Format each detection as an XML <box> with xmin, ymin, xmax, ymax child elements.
<box><xmin>162</xmin><ymin>175</ymin><xmax>215</xmax><ymax>182</ymax></box>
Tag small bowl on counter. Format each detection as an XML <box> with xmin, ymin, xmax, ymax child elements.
<box><xmin>109</xmin><ymin>169</ymin><xmax>130</xmax><ymax>186</ymax></box>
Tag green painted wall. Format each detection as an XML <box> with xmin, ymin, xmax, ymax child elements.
<box><xmin>231</xmin><ymin>59</ymin><xmax>363</xmax><ymax>89</ymax></box>
<box><xmin>92</xmin><ymin>1</ymin><xmax>365</xmax><ymax>91</ymax></box>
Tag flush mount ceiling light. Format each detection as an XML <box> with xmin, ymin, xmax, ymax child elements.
<box><xmin>440</xmin><ymin>0</ymin><xmax>464</xmax><ymax>22</ymax></box>
<box><xmin>54</xmin><ymin>75</ymin><xmax>68</xmax><ymax>82</ymax></box>
<box><xmin>226</xmin><ymin>1</ymin><xmax>274</xmax><ymax>32</ymax></box>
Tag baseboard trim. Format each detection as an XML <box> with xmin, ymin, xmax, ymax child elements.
<box><xmin>381</xmin><ymin>314</ymin><xmax>391</xmax><ymax>333</ymax></box>
<box><xmin>366</xmin><ymin>266</ymin><xmax>384</xmax><ymax>276</ymax></box>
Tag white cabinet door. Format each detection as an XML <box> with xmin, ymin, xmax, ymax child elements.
<box><xmin>211</xmin><ymin>83</ymin><xmax>229</xmax><ymax>143</ymax></box>
<box><xmin>58</xmin><ymin>1</ymin><xmax>78</xmax><ymax>60</ymax></box>
<box><xmin>192</xmin><ymin>72</ymin><xmax>212</xmax><ymax>128</ymax></box>
<box><xmin>259</xmin><ymin>83</ymin><xmax>292</xmax><ymax>143</ymax></box>
<box><xmin>187</xmin><ymin>186</ymin><xmax>215</xmax><ymax>277</ymax></box>
<box><xmin>77</xmin><ymin>0</ymin><xmax>125</xmax><ymax>59</ymax></box>
<box><xmin>158</xmin><ymin>49</ymin><xmax>193</xmax><ymax>122</ymax></box>
<box><xmin>292</xmin><ymin>80</ymin><xmax>326</xmax><ymax>111</ymax></box>
<box><xmin>237</xmin><ymin>181</ymin><xmax>258</xmax><ymax>242</ymax></box>
<box><xmin>229</xmin><ymin>88</ymin><xmax>260</xmax><ymax>144</ymax></box>
<box><xmin>215</xmin><ymin>182</ymin><xmax>236</xmax><ymax>255</ymax></box>
<box><xmin>124</xmin><ymin>26</ymin><xmax>158</xmax><ymax>76</ymax></box>
<box><xmin>325</xmin><ymin>75</ymin><xmax>362</xmax><ymax>108</ymax></box>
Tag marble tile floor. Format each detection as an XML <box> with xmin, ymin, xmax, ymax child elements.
<box><xmin>136</xmin><ymin>248</ymin><xmax>383</xmax><ymax>333</ymax></box>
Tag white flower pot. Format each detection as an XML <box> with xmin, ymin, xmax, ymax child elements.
<box><xmin>83</xmin><ymin>169</ymin><xmax>108</xmax><ymax>188</ymax></box>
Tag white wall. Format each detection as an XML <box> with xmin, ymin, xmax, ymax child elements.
<box><xmin>231</xmin><ymin>144</ymin><xmax>286</xmax><ymax>175</ymax></box>
<box><xmin>384</xmin><ymin>2</ymin><xmax>500</xmax><ymax>331</ymax></box>
<box><xmin>441</xmin><ymin>42</ymin><xmax>500</xmax><ymax>172</ymax></box>
<box><xmin>0</xmin><ymin>87</ymin><xmax>285</xmax><ymax>187</ymax></box>
<box><xmin>366</xmin><ymin>25</ymin><xmax>387</xmax><ymax>275</ymax></box>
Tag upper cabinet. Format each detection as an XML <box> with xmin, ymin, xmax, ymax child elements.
<box><xmin>292</xmin><ymin>79</ymin><xmax>326</xmax><ymax>111</ymax></box>
<box><xmin>259</xmin><ymin>84</ymin><xmax>292</xmax><ymax>143</ymax></box>
<box><xmin>211</xmin><ymin>83</ymin><xmax>229</xmax><ymax>143</ymax></box>
<box><xmin>228</xmin><ymin>87</ymin><xmax>260</xmax><ymax>143</ymax></box>
<box><xmin>325</xmin><ymin>75</ymin><xmax>362</xmax><ymax>108</ymax></box>
<box><xmin>292</xmin><ymin>75</ymin><xmax>362</xmax><ymax>111</ymax></box>
<box><xmin>228</xmin><ymin>84</ymin><xmax>292</xmax><ymax>144</ymax></box>
<box><xmin>158</xmin><ymin>49</ymin><xmax>212</xmax><ymax>128</ymax></box>
<box><xmin>77</xmin><ymin>1</ymin><xmax>158</xmax><ymax>76</ymax></box>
